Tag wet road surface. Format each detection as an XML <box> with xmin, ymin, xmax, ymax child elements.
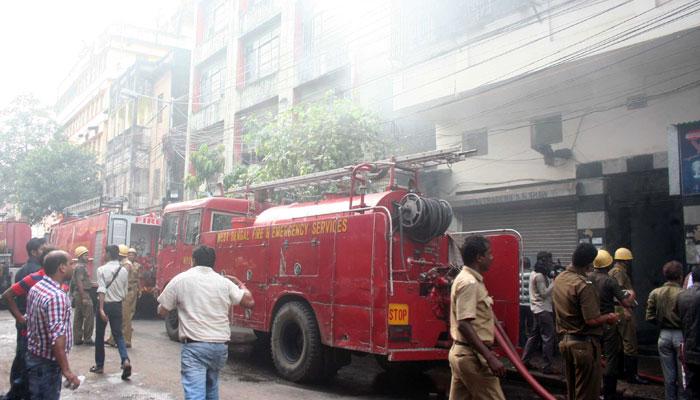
<box><xmin>0</xmin><ymin>314</ymin><xmax>565</xmax><ymax>399</ymax></box>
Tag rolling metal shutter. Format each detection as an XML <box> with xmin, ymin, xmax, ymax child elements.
<box><xmin>461</xmin><ymin>203</ymin><xmax>578</xmax><ymax>266</ymax></box>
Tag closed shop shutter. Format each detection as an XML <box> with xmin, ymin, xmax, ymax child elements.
<box><xmin>461</xmin><ymin>203</ymin><xmax>578</xmax><ymax>266</ymax></box>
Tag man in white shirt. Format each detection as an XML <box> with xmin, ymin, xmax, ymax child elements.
<box><xmin>91</xmin><ymin>244</ymin><xmax>132</xmax><ymax>380</ymax></box>
<box><xmin>521</xmin><ymin>251</ymin><xmax>557</xmax><ymax>375</ymax></box>
<box><xmin>157</xmin><ymin>245</ymin><xmax>254</xmax><ymax>400</ymax></box>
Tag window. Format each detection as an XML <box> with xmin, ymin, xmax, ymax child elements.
<box><xmin>531</xmin><ymin>114</ymin><xmax>563</xmax><ymax>147</ymax></box>
<box><xmin>161</xmin><ymin>214</ymin><xmax>179</xmax><ymax>246</ymax></box>
<box><xmin>462</xmin><ymin>129</ymin><xmax>488</xmax><ymax>156</ymax></box>
<box><xmin>199</xmin><ymin>62</ymin><xmax>225</xmax><ymax>106</ymax></box>
<box><xmin>110</xmin><ymin>218</ymin><xmax>128</xmax><ymax>245</ymax></box>
<box><xmin>211</xmin><ymin>212</ymin><xmax>238</xmax><ymax>231</ymax></box>
<box><xmin>203</xmin><ymin>0</ymin><xmax>226</xmax><ymax>41</ymax></box>
<box><xmin>184</xmin><ymin>212</ymin><xmax>201</xmax><ymax>245</ymax></box>
<box><xmin>244</xmin><ymin>28</ymin><xmax>280</xmax><ymax>83</ymax></box>
<box><xmin>157</xmin><ymin>94</ymin><xmax>164</xmax><ymax>123</ymax></box>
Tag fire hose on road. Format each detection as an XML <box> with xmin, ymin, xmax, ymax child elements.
<box><xmin>493</xmin><ymin>319</ymin><xmax>558</xmax><ymax>400</ymax></box>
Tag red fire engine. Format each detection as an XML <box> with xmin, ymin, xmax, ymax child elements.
<box><xmin>156</xmin><ymin>149</ymin><xmax>527</xmax><ymax>384</ymax></box>
<box><xmin>0</xmin><ymin>221</ymin><xmax>32</xmax><ymax>293</ymax></box>
<box><xmin>50</xmin><ymin>211</ymin><xmax>161</xmax><ymax>280</ymax></box>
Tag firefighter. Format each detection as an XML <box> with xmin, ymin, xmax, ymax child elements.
<box><xmin>553</xmin><ymin>243</ymin><xmax>619</xmax><ymax>400</ymax></box>
<box><xmin>448</xmin><ymin>235</ymin><xmax>506</xmax><ymax>400</ymax></box>
<box><xmin>123</xmin><ymin>248</ymin><xmax>142</xmax><ymax>346</ymax></box>
<box><xmin>587</xmin><ymin>249</ymin><xmax>633</xmax><ymax>400</ymax></box>
<box><xmin>71</xmin><ymin>246</ymin><xmax>94</xmax><ymax>345</ymax></box>
<box><xmin>609</xmin><ymin>247</ymin><xmax>649</xmax><ymax>384</ymax></box>
<box><xmin>107</xmin><ymin>245</ymin><xmax>138</xmax><ymax>348</ymax></box>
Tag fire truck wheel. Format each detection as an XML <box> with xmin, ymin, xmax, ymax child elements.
<box><xmin>271</xmin><ymin>301</ymin><xmax>324</xmax><ymax>382</ymax></box>
<box><xmin>165</xmin><ymin>310</ymin><xmax>179</xmax><ymax>341</ymax></box>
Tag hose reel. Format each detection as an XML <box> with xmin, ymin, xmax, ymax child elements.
<box><xmin>398</xmin><ymin>193</ymin><xmax>453</xmax><ymax>243</ymax></box>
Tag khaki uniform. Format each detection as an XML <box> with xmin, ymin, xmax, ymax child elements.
<box><xmin>70</xmin><ymin>262</ymin><xmax>94</xmax><ymax>343</ymax></box>
<box><xmin>609</xmin><ymin>263</ymin><xmax>637</xmax><ymax>355</ymax></box>
<box><xmin>553</xmin><ymin>267</ymin><xmax>603</xmax><ymax>400</ymax></box>
<box><xmin>448</xmin><ymin>266</ymin><xmax>505</xmax><ymax>400</ymax></box>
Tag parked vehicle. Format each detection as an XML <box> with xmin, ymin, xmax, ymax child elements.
<box><xmin>0</xmin><ymin>221</ymin><xmax>32</xmax><ymax>298</ymax></box>
<box><xmin>156</xmin><ymin>149</ymin><xmax>523</xmax><ymax>382</ymax></box>
<box><xmin>50</xmin><ymin>211</ymin><xmax>160</xmax><ymax>284</ymax></box>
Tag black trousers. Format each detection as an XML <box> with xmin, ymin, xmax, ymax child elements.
<box><xmin>95</xmin><ymin>301</ymin><xmax>129</xmax><ymax>367</ymax></box>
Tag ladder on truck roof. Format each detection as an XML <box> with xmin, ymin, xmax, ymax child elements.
<box><xmin>225</xmin><ymin>146</ymin><xmax>474</xmax><ymax>195</ymax></box>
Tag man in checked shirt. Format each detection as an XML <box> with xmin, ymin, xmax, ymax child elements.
<box><xmin>25</xmin><ymin>250</ymin><xmax>80</xmax><ymax>399</ymax></box>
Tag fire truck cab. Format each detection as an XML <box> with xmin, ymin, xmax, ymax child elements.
<box><xmin>156</xmin><ymin>149</ymin><xmax>523</xmax><ymax>383</ymax></box>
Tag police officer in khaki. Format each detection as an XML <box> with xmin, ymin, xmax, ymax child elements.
<box><xmin>71</xmin><ymin>246</ymin><xmax>94</xmax><ymax>345</ymax></box>
<box><xmin>108</xmin><ymin>245</ymin><xmax>140</xmax><ymax>348</ymax></box>
<box><xmin>448</xmin><ymin>235</ymin><xmax>506</xmax><ymax>400</ymax></box>
<box><xmin>609</xmin><ymin>247</ymin><xmax>648</xmax><ymax>384</ymax></box>
<box><xmin>553</xmin><ymin>243</ymin><xmax>619</xmax><ymax>400</ymax></box>
<box><xmin>588</xmin><ymin>250</ymin><xmax>634</xmax><ymax>400</ymax></box>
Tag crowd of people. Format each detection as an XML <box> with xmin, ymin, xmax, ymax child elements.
<box><xmin>0</xmin><ymin>238</ymin><xmax>252</xmax><ymax>400</ymax></box>
<box><xmin>448</xmin><ymin>234</ymin><xmax>700</xmax><ymax>400</ymax></box>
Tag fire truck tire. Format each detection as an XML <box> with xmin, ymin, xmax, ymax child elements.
<box><xmin>165</xmin><ymin>310</ymin><xmax>179</xmax><ymax>341</ymax></box>
<box><xmin>271</xmin><ymin>301</ymin><xmax>324</xmax><ymax>382</ymax></box>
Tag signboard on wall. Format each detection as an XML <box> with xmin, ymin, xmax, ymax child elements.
<box><xmin>679</xmin><ymin>123</ymin><xmax>700</xmax><ymax>196</ymax></box>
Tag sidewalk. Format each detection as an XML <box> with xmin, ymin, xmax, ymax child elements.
<box><xmin>515</xmin><ymin>354</ymin><xmax>666</xmax><ymax>399</ymax></box>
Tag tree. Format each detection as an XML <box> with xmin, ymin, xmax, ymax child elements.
<box><xmin>185</xmin><ymin>144</ymin><xmax>225</xmax><ymax>195</ymax></box>
<box><xmin>0</xmin><ymin>95</ymin><xmax>60</xmax><ymax>202</ymax></box>
<box><xmin>14</xmin><ymin>140</ymin><xmax>101</xmax><ymax>223</ymax></box>
<box><xmin>225</xmin><ymin>96</ymin><xmax>386</xmax><ymax>191</ymax></box>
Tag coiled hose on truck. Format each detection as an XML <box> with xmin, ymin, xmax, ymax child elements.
<box><xmin>399</xmin><ymin>193</ymin><xmax>453</xmax><ymax>243</ymax></box>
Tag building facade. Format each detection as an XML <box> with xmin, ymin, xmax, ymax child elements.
<box><xmin>390</xmin><ymin>0</ymin><xmax>700</xmax><ymax>343</ymax></box>
<box><xmin>55</xmin><ymin>23</ymin><xmax>191</xmax><ymax>213</ymax></box>
<box><xmin>185</xmin><ymin>0</ymin><xmax>435</xmax><ymax>195</ymax></box>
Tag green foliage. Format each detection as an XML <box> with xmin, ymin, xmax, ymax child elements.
<box><xmin>0</xmin><ymin>95</ymin><xmax>60</xmax><ymax>202</ymax></box>
<box><xmin>14</xmin><ymin>140</ymin><xmax>101</xmax><ymax>223</ymax></box>
<box><xmin>224</xmin><ymin>96</ymin><xmax>386</xmax><ymax>194</ymax></box>
<box><xmin>185</xmin><ymin>144</ymin><xmax>225</xmax><ymax>193</ymax></box>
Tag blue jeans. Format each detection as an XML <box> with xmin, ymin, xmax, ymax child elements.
<box><xmin>658</xmin><ymin>329</ymin><xmax>688</xmax><ymax>400</ymax></box>
<box><xmin>95</xmin><ymin>301</ymin><xmax>129</xmax><ymax>367</ymax></box>
<box><xmin>181</xmin><ymin>342</ymin><xmax>228</xmax><ymax>400</ymax></box>
<box><xmin>5</xmin><ymin>326</ymin><xmax>28</xmax><ymax>399</ymax></box>
<box><xmin>26</xmin><ymin>353</ymin><xmax>61</xmax><ymax>400</ymax></box>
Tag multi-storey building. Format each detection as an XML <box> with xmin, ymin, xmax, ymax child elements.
<box><xmin>185</xmin><ymin>0</ymin><xmax>434</xmax><ymax>193</ymax></box>
<box><xmin>390</xmin><ymin>0</ymin><xmax>700</xmax><ymax>343</ymax></box>
<box><xmin>103</xmin><ymin>49</ymin><xmax>191</xmax><ymax>213</ymax></box>
<box><xmin>56</xmin><ymin>22</ymin><xmax>191</xmax><ymax>213</ymax></box>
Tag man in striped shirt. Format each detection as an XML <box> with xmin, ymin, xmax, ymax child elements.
<box><xmin>25</xmin><ymin>250</ymin><xmax>80</xmax><ymax>400</ymax></box>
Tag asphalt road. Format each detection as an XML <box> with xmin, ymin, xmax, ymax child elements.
<box><xmin>0</xmin><ymin>314</ymin><xmax>562</xmax><ymax>400</ymax></box>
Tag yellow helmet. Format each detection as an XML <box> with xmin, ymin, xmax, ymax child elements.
<box><xmin>74</xmin><ymin>246</ymin><xmax>89</xmax><ymax>258</ymax></box>
<box><xmin>128</xmin><ymin>248</ymin><xmax>137</xmax><ymax>254</ymax></box>
<box><xmin>594</xmin><ymin>250</ymin><xmax>613</xmax><ymax>269</ymax></box>
<box><xmin>118</xmin><ymin>244</ymin><xmax>129</xmax><ymax>257</ymax></box>
<box><xmin>614</xmin><ymin>247</ymin><xmax>633</xmax><ymax>261</ymax></box>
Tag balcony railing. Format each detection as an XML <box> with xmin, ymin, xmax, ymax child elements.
<box><xmin>239</xmin><ymin>0</ymin><xmax>281</xmax><ymax>36</ymax></box>
<box><xmin>239</xmin><ymin>73</ymin><xmax>278</xmax><ymax>110</ymax></box>
<box><xmin>191</xmin><ymin>100</ymin><xmax>224</xmax><ymax>131</ymax></box>
<box><xmin>194</xmin><ymin>29</ymin><xmax>228</xmax><ymax>65</ymax></box>
<box><xmin>296</xmin><ymin>46</ymin><xmax>349</xmax><ymax>86</ymax></box>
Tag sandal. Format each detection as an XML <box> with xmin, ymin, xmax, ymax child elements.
<box><xmin>89</xmin><ymin>365</ymin><xmax>104</xmax><ymax>374</ymax></box>
<box><xmin>121</xmin><ymin>360</ymin><xmax>132</xmax><ymax>380</ymax></box>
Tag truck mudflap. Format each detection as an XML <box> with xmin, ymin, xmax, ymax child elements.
<box><xmin>387</xmin><ymin>348</ymin><xmax>449</xmax><ymax>362</ymax></box>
